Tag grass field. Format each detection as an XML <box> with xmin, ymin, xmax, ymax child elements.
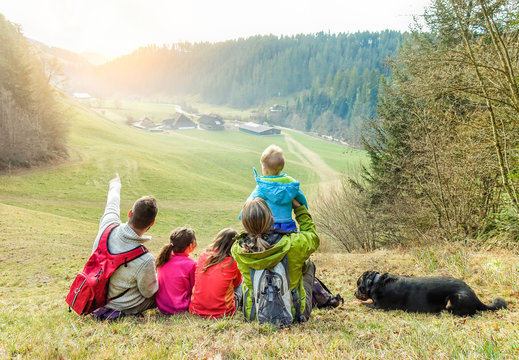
<box><xmin>1</xmin><ymin>99</ymin><xmax>518</xmax><ymax>359</ymax></box>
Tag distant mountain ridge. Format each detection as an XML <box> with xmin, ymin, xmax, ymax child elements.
<box><xmin>27</xmin><ymin>39</ymin><xmax>101</xmax><ymax>66</ymax></box>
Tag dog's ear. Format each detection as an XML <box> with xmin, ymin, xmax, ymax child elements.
<box><xmin>363</xmin><ymin>271</ymin><xmax>379</xmax><ymax>292</ymax></box>
<box><xmin>357</xmin><ymin>271</ymin><xmax>373</xmax><ymax>295</ymax></box>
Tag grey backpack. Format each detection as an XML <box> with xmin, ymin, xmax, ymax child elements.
<box><xmin>249</xmin><ymin>256</ymin><xmax>302</xmax><ymax>328</ymax></box>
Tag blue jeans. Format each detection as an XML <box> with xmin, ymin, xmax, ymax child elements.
<box><xmin>273</xmin><ymin>221</ymin><xmax>297</xmax><ymax>232</ymax></box>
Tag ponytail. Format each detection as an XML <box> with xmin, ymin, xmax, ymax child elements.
<box><xmin>155</xmin><ymin>243</ymin><xmax>173</xmax><ymax>268</ymax></box>
<box><xmin>241</xmin><ymin>234</ymin><xmax>270</xmax><ymax>253</ymax></box>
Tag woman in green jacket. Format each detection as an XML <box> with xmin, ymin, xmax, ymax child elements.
<box><xmin>231</xmin><ymin>197</ymin><xmax>319</xmax><ymax>323</ymax></box>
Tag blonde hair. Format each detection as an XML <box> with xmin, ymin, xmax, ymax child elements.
<box><xmin>260</xmin><ymin>145</ymin><xmax>284</xmax><ymax>176</ymax></box>
<box><xmin>241</xmin><ymin>198</ymin><xmax>273</xmax><ymax>253</ymax></box>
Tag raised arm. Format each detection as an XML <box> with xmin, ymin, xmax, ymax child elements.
<box><xmin>290</xmin><ymin>199</ymin><xmax>319</xmax><ymax>257</ymax></box>
<box><xmin>99</xmin><ymin>173</ymin><xmax>122</xmax><ymax>231</ymax></box>
<box><xmin>93</xmin><ymin>174</ymin><xmax>123</xmax><ymax>252</ymax></box>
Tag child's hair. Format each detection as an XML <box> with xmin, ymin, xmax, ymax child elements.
<box><xmin>241</xmin><ymin>198</ymin><xmax>273</xmax><ymax>253</ymax></box>
<box><xmin>260</xmin><ymin>145</ymin><xmax>284</xmax><ymax>176</ymax></box>
<box><xmin>202</xmin><ymin>228</ymin><xmax>238</xmax><ymax>272</ymax></box>
<box><xmin>156</xmin><ymin>227</ymin><xmax>196</xmax><ymax>268</ymax></box>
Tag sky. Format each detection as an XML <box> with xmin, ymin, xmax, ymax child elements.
<box><xmin>1</xmin><ymin>0</ymin><xmax>431</xmax><ymax>59</ymax></box>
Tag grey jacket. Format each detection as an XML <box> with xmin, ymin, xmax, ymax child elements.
<box><xmin>92</xmin><ymin>179</ymin><xmax>158</xmax><ymax>311</ymax></box>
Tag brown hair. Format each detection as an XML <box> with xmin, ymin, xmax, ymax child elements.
<box><xmin>260</xmin><ymin>145</ymin><xmax>284</xmax><ymax>176</ymax></box>
<box><xmin>202</xmin><ymin>228</ymin><xmax>238</xmax><ymax>272</ymax></box>
<box><xmin>241</xmin><ymin>198</ymin><xmax>273</xmax><ymax>253</ymax></box>
<box><xmin>156</xmin><ymin>227</ymin><xmax>196</xmax><ymax>268</ymax></box>
<box><xmin>128</xmin><ymin>195</ymin><xmax>158</xmax><ymax>230</ymax></box>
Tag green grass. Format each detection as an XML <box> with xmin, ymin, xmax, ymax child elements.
<box><xmin>1</xmin><ymin>99</ymin><xmax>517</xmax><ymax>359</ymax></box>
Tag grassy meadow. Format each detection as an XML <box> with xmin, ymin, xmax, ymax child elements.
<box><xmin>1</xmin><ymin>99</ymin><xmax>518</xmax><ymax>359</ymax></box>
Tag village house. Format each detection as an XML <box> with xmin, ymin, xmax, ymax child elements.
<box><xmin>132</xmin><ymin>116</ymin><xmax>160</xmax><ymax>131</ymax></box>
<box><xmin>198</xmin><ymin>114</ymin><xmax>225</xmax><ymax>130</ymax></box>
<box><xmin>162</xmin><ymin>113</ymin><xmax>197</xmax><ymax>130</ymax></box>
<box><xmin>269</xmin><ymin>104</ymin><xmax>284</xmax><ymax>113</ymax></box>
<box><xmin>238</xmin><ymin>122</ymin><xmax>281</xmax><ymax>136</ymax></box>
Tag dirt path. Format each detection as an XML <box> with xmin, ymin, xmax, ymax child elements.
<box><xmin>284</xmin><ymin>133</ymin><xmax>341</xmax><ymax>194</ymax></box>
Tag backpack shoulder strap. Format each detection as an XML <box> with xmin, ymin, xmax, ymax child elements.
<box><xmin>96</xmin><ymin>223</ymin><xmax>119</xmax><ymax>254</ymax></box>
<box><xmin>280</xmin><ymin>255</ymin><xmax>289</xmax><ymax>280</ymax></box>
<box><xmin>118</xmin><ymin>243</ymin><xmax>149</xmax><ymax>263</ymax></box>
<box><xmin>98</xmin><ymin>224</ymin><xmax>149</xmax><ymax>267</ymax></box>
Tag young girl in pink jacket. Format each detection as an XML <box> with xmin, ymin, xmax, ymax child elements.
<box><xmin>155</xmin><ymin>227</ymin><xmax>197</xmax><ymax>315</ymax></box>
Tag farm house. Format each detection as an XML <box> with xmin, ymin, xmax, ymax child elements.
<box><xmin>132</xmin><ymin>116</ymin><xmax>159</xmax><ymax>131</ymax></box>
<box><xmin>238</xmin><ymin>122</ymin><xmax>281</xmax><ymax>136</ymax></box>
<box><xmin>162</xmin><ymin>113</ymin><xmax>197</xmax><ymax>130</ymax></box>
<box><xmin>199</xmin><ymin>114</ymin><xmax>225</xmax><ymax>130</ymax></box>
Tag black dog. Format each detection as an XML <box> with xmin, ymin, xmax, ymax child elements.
<box><xmin>355</xmin><ymin>271</ymin><xmax>507</xmax><ymax>316</ymax></box>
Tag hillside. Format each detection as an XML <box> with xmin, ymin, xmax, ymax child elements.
<box><xmin>1</xmin><ymin>98</ymin><xmax>517</xmax><ymax>359</ymax></box>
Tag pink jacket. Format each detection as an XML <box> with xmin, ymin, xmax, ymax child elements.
<box><xmin>156</xmin><ymin>253</ymin><xmax>196</xmax><ymax>315</ymax></box>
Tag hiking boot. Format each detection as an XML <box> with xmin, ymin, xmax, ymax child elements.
<box><xmin>91</xmin><ymin>307</ymin><xmax>125</xmax><ymax>321</ymax></box>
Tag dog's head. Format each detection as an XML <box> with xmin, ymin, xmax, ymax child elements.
<box><xmin>354</xmin><ymin>271</ymin><xmax>380</xmax><ymax>301</ymax></box>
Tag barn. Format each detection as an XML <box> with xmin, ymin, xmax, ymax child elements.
<box><xmin>199</xmin><ymin>114</ymin><xmax>225</xmax><ymax>130</ymax></box>
<box><xmin>162</xmin><ymin>113</ymin><xmax>197</xmax><ymax>130</ymax></box>
<box><xmin>132</xmin><ymin>116</ymin><xmax>158</xmax><ymax>130</ymax></box>
<box><xmin>238</xmin><ymin>122</ymin><xmax>281</xmax><ymax>136</ymax></box>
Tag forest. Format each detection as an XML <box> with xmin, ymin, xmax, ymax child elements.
<box><xmin>316</xmin><ymin>0</ymin><xmax>519</xmax><ymax>250</ymax></box>
<box><xmin>0</xmin><ymin>14</ymin><xmax>67</xmax><ymax>170</ymax></box>
<box><xmin>71</xmin><ymin>31</ymin><xmax>402</xmax><ymax>144</ymax></box>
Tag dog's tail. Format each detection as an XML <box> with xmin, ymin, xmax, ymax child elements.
<box><xmin>481</xmin><ymin>297</ymin><xmax>507</xmax><ymax>311</ymax></box>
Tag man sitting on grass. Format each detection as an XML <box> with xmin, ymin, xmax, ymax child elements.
<box><xmin>91</xmin><ymin>173</ymin><xmax>159</xmax><ymax>320</ymax></box>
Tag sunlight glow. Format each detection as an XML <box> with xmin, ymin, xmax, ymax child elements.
<box><xmin>1</xmin><ymin>0</ymin><xmax>430</xmax><ymax>59</ymax></box>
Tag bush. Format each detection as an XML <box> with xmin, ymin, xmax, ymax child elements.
<box><xmin>313</xmin><ymin>178</ymin><xmax>379</xmax><ymax>251</ymax></box>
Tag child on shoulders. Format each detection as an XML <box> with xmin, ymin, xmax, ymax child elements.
<box><xmin>155</xmin><ymin>227</ymin><xmax>197</xmax><ymax>315</ymax></box>
<box><xmin>189</xmin><ymin>228</ymin><xmax>243</xmax><ymax>318</ymax></box>
<box><xmin>243</xmin><ymin>144</ymin><xmax>308</xmax><ymax>232</ymax></box>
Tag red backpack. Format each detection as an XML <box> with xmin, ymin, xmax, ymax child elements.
<box><xmin>66</xmin><ymin>223</ymin><xmax>149</xmax><ymax>315</ymax></box>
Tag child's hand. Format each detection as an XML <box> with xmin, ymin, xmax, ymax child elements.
<box><xmin>292</xmin><ymin>199</ymin><xmax>301</xmax><ymax>209</ymax></box>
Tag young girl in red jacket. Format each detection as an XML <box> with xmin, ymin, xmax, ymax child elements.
<box><xmin>155</xmin><ymin>227</ymin><xmax>197</xmax><ymax>315</ymax></box>
<box><xmin>189</xmin><ymin>228</ymin><xmax>243</xmax><ymax>318</ymax></box>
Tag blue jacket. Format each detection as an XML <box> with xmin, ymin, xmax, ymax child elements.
<box><xmin>246</xmin><ymin>168</ymin><xmax>308</xmax><ymax>224</ymax></box>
